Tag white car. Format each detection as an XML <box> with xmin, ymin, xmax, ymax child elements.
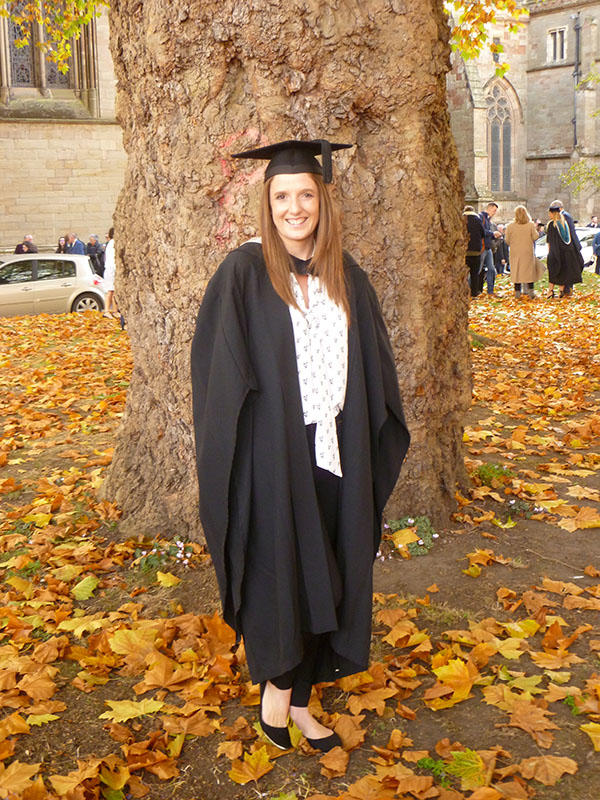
<box><xmin>0</xmin><ymin>253</ymin><xmax>106</xmax><ymax>317</ymax></box>
<box><xmin>534</xmin><ymin>226</ymin><xmax>598</xmax><ymax>268</ymax></box>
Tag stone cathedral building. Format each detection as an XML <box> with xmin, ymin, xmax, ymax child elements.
<box><xmin>0</xmin><ymin>9</ymin><xmax>125</xmax><ymax>250</ymax></box>
<box><xmin>2</xmin><ymin>2</ymin><xmax>600</xmax><ymax>249</ymax></box>
<box><xmin>448</xmin><ymin>0</ymin><xmax>600</xmax><ymax>223</ymax></box>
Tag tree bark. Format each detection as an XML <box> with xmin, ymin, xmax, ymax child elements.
<box><xmin>101</xmin><ymin>0</ymin><xmax>470</xmax><ymax>538</ymax></box>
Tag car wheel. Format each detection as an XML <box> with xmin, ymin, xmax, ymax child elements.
<box><xmin>71</xmin><ymin>293</ymin><xmax>104</xmax><ymax>312</ymax></box>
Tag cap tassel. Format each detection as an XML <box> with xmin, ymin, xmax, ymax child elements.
<box><xmin>317</xmin><ymin>139</ymin><xmax>333</xmax><ymax>183</ymax></box>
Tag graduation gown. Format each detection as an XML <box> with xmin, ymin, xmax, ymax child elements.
<box><xmin>191</xmin><ymin>242</ymin><xmax>410</xmax><ymax>684</ymax></box>
<box><xmin>547</xmin><ymin>219</ymin><xmax>584</xmax><ymax>285</ymax></box>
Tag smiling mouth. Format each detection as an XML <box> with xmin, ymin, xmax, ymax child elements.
<box><xmin>286</xmin><ymin>219</ymin><xmax>307</xmax><ymax>226</ymax></box>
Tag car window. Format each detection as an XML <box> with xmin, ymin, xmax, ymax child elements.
<box><xmin>0</xmin><ymin>261</ymin><xmax>34</xmax><ymax>285</ymax></box>
<box><xmin>35</xmin><ymin>260</ymin><xmax>77</xmax><ymax>280</ymax></box>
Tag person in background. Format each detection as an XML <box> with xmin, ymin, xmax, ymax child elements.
<box><xmin>504</xmin><ymin>205</ymin><xmax>539</xmax><ymax>299</ymax></box>
<box><xmin>546</xmin><ymin>201</ymin><xmax>584</xmax><ymax>298</ymax></box>
<box><xmin>463</xmin><ymin>205</ymin><xmax>485</xmax><ymax>297</ymax></box>
<box><xmin>549</xmin><ymin>199</ymin><xmax>581</xmax><ymax>296</ymax></box>
<box><xmin>102</xmin><ymin>227</ymin><xmax>119</xmax><ymax>318</ymax></box>
<box><xmin>479</xmin><ymin>202</ymin><xmax>502</xmax><ymax>295</ymax></box>
<box><xmin>493</xmin><ymin>223</ymin><xmax>510</xmax><ymax>276</ymax></box>
<box><xmin>592</xmin><ymin>228</ymin><xmax>600</xmax><ymax>275</ymax></box>
<box><xmin>66</xmin><ymin>233</ymin><xmax>85</xmax><ymax>255</ymax></box>
<box><xmin>14</xmin><ymin>234</ymin><xmax>38</xmax><ymax>254</ymax></box>
<box><xmin>535</xmin><ymin>219</ymin><xmax>546</xmax><ymax>236</ymax></box>
<box><xmin>56</xmin><ymin>236</ymin><xmax>67</xmax><ymax>253</ymax></box>
<box><xmin>86</xmin><ymin>234</ymin><xmax>105</xmax><ymax>276</ymax></box>
<box><xmin>587</xmin><ymin>215</ymin><xmax>599</xmax><ymax>228</ymax></box>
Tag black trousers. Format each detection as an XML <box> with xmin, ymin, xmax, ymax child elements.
<box><xmin>466</xmin><ymin>255</ymin><xmax>482</xmax><ymax>297</ymax></box>
<box><xmin>269</xmin><ymin>420</ymin><xmax>342</xmax><ymax>707</ymax></box>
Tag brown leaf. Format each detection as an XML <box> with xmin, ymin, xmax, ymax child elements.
<box><xmin>435</xmin><ymin>738</ymin><xmax>465</xmax><ymax>758</ymax></box>
<box><xmin>333</xmin><ymin>714</ymin><xmax>366</xmax><ymax>750</ymax></box>
<box><xmin>468</xmin><ymin>789</ymin><xmax>502</xmax><ymax>800</ymax></box>
<box><xmin>105</xmin><ymin>722</ymin><xmax>135</xmax><ymax>743</ymax></box>
<box><xmin>0</xmin><ymin>761</ymin><xmax>41</xmax><ymax>795</ymax></box>
<box><xmin>505</xmin><ymin>700</ymin><xmax>559</xmax><ymax>748</ymax></box>
<box><xmin>217</xmin><ymin>740</ymin><xmax>243</xmax><ymax>760</ymax></box>
<box><xmin>319</xmin><ymin>746</ymin><xmax>349</xmax><ymax>778</ymax></box>
<box><xmin>162</xmin><ymin>711</ymin><xmax>219</xmax><ymax>737</ymax></box>
<box><xmin>402</xmin><ymin>749</ymin><xmax>430</xmax><ymax>763</ymax></box>
<box><xmin>347</xmin><ymin>687</ymin><xmax>397</xmax><ymax>716</ymax></box>
<box><xmin>518</xmin><ymin>755</ymin><xmax>578</xmax><ymax>785</ymax></box>
<box><xmin>0</xmin><ymin>712</ymin><xmax>30</xmax><ymax>741</ymax></box>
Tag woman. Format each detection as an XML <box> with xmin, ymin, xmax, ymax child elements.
<box><xmin>191</xmin><ymin>140</ymin><xmax>410</xmax><ymax>753</ymax></box>
<box><xmin>102</xmin><ymin>227</ymin><xmax>119</xmax><ymax>318</ymax></box>
<box><xmin>546</xmin><ymin>202</ymin><xmax>584</xmax><ymax>298</ymax></box>
<box><xmin>56</xmin><ymin>236</ymin><xmax>67</xmax><ymax>254</ymax></box>
<box><xmin>504</xmin><ymin>205</ymin><xmax>539</xmax><ymax>298</ymax></box>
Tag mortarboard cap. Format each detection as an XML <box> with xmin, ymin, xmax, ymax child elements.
<box><xmin>548</xmin><ymin>202</ymin><xmax>562</xmax><ymax>211</ymax></box>
<box><xmin>231</xmin><ymin>139</ymin><xmax>352</xmax><ymax>184</ymax></box>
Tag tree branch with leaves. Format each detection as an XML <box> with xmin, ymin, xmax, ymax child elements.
<box><xmin>0</xmin><ymin>0</ymin><xmax>107</xmax><ymax>69</ymax></box>
<box><xmin>1</xmin><ymin>0</ymin><xmax>529</xmax><ymax>73</ymax></box>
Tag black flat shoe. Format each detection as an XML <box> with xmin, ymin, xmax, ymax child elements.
<box><xmin>259</xmin><ymin>683</ymin><xmax>292</xmax><ymax>750</ymax></box>
<box><xmin>306</xmin><ymin>731</ymin><xmax>342</xmax><ymax>752</ymax></box>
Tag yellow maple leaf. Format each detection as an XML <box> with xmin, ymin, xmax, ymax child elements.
<box><xmin>99</xmin><ymin>698</ymin><xmax>164</xmax><ymax>723</ymax></box>
<box><xmin>580</xmin><ymin>722</ymin><xmax>600</xmax><ymax>751</ymax></box>
<box><xmin>228</xmin><ymin>746</ymin><xmax>274</xmax><ymax>784</ymax></box>
<box><xmin>58</xmin><ymin>616</ymin><xmax>110</xmax><ymax>638</ymax></box>
<box><xmin>502</xmin><ymin>619</ymin><xmax>540</xmax><ymax>639</ymax></box>
<box><xmin>22</xmin><ymin>512</ymin><xmax>52</xmax><ymax>528</ymax></box>
<box><xmin>156</xmin><ymin>571</ymin><xmax>181</xmax><ymax>587</ymax></box>
<box><xmin>108</xmin><ymin>625</ymin><xmax>158</xmax><ymax>656</ymax></box>
<box><xmin>491</xmin><ymin>516</ymin><xmax>516</xmax><ymax>529</ymax></box>
<box><xmin>26</xmin><ymin>714</ymin><xmax>59</xmax><ymax>726</ymax></box>
<box><xmin>391</xmin><ymin>527</ymin><xmax>419</xmax><ymax>548</ymax></box>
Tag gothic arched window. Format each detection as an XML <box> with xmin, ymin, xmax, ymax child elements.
<box><xmin>8</xmin><ymin>6</ymin><xmax>35</xmax><ymax>87</ymax></box>
<box><xmin>486</xmin><ymin>85</ymin><xmax>512</xmax><ymax>193</ymax></box>
<box><xmin>1</xmin><ymin>14</ymin><xmax>94</xmax><ymax>114</ymax></box>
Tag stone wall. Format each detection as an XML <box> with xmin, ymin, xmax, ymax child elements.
<box><xmin>0</xmin><ymin>10</ymin><xmax>126</xmax><ymax>252</ymax></box>
<box><xmin>1</xmin><ymin>120</ymin><xmax>126</xmax><ymax>250</ymax></box>
<box><xmin>526</xmin><ymin>1</ymin><xmax>600</xmax><ymax>221</ymax></box>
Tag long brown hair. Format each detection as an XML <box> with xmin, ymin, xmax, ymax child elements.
<box><xmin>513</xmin><ymin>205</ymin><xmax>531</xmax><ymax>224</ymax></box>
<box><xmin>260</xmin><ymin>173</ymin><xmax>349</xmax><ymax>318</ymax></box>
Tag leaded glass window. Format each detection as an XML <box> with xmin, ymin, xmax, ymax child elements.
<box><xmin>8</xmin><ymin>8</ymin><xmax>35</xmax><ymax>87</ymax></box>
<box><xmin>46</xmin><ymin>59</ymin><xmax>71</xmax><ymax>87</ymax></box>
<box><xmin>486</xmin><ymin>85</ymin><xmax>512</xmax><ymax>193</ymax></box>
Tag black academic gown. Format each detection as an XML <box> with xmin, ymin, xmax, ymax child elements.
<box><xmin>191</xmin><ymin>242</ymin><xmax>410</xmax><ymax>685</ymax></box>
<box><xmin>547</xmin><ymin>220</ymin><xmax>584</xmax><ymax>286</ymax></box>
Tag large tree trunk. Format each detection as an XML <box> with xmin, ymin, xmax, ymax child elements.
<box><xmin>101</xmin><ymin>0</ymin><xmax>470</xmax><ymax>538</ymax></box>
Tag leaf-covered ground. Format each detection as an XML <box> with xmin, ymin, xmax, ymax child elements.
<box><xmin>0</xmin><ymin>270</ymin><xmax>599</xmax><ymax>800</ymax></box>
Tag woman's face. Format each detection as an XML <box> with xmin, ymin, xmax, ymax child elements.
<box><xmin>269</xmin><ymin>172</ymin><xmax>320</xmax><ymax>254</ymax></box>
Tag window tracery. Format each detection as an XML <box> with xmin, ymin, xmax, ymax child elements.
<box><xmin>486</xmin><ymin>84</ymin><xmax>512</xmax><ymax>193</ymax></box>
<box><xmin>1</xmin><ymin>14</ymin><xmax>94</xmax><ymax>114</ymax></box>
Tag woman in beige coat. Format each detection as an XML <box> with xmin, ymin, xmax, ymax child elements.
<box><xmin>505</xmin><ymin>205</ymin><xmax>540</xmax><ymax>298</ymax></box>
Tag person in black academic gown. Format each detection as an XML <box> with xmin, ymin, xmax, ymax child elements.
<box><xmin>546</xmin><ymin>202</ymin><xmax>583</xmax><ymax>298</ymax></box>
<box><xmin>191</xmin><ymin>139</ymin><xmax>410</xmax><ymax>753</ymax></box>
